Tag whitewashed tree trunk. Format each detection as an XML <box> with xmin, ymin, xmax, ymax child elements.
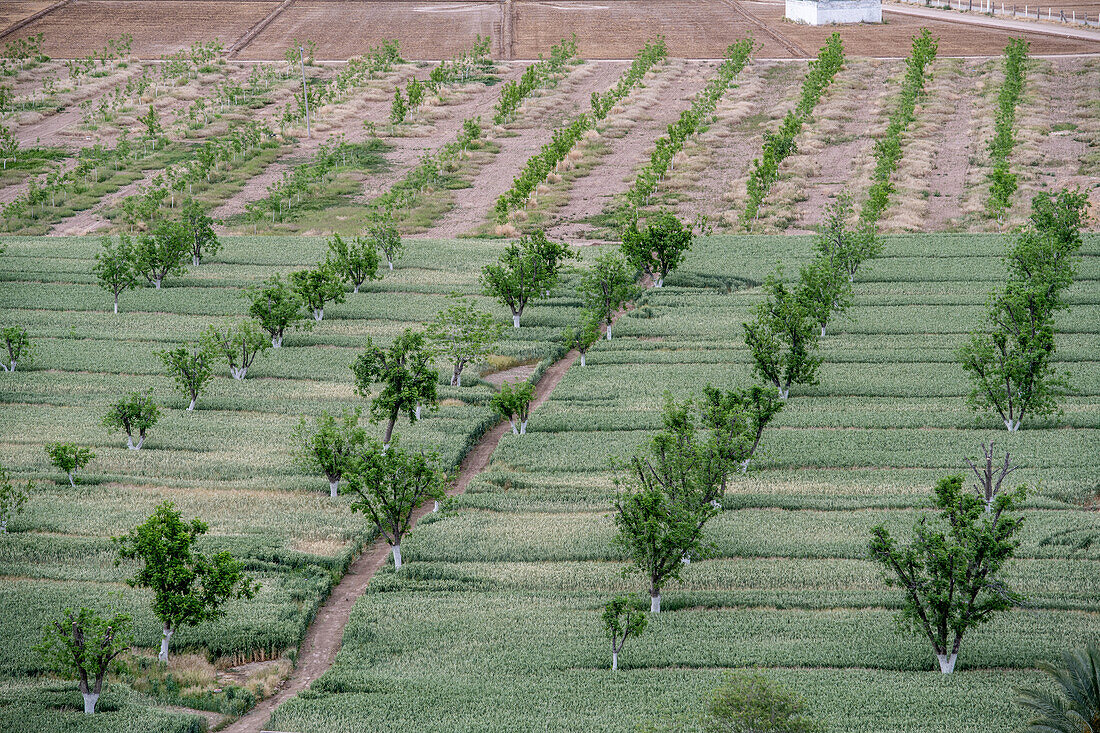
<box><xmin>272</xmin><ymin>336</ymin><xmax>282</xmax><ymax>348</ymax></box>
<box><xmin>113</xmin><ymin>298</ymin><xmax>119</xmax><ymax>314</ymax></box>
<box><xmin>519</xmin><ymin>419</ymin><xmax>527</xmax><ymax>435</ymax></box>
<box><xmin>82</xmin><ymin>692</ymin><xmax>99</xmax><ymax>715</ymax></box>
<box><xmin>159</xmin><ymin>625</ymin><xmax>173</xmax><ymax>661</ymax></box>
<box><xmin>192</xmin><ymin>255</ymin><xmax>200</xmax><ymax>266</ymax></box>
<box><xmin>650</xmin><ymin>592</ymin><xmax>661</xmax><ymax>613</ymax></box>
<box><xmin>313</xmin><ymin>308</ymin><xmax>324</xmax><ymax>321</ymax></box>
<box><xmin>512</xmin><ymin>314</ymin><xmax>520</xmax><ymax>328</ymax></box>
<box><xmin>848</xmin><ymin>273</ymin><xmax>855</xmax><ymax>283</ymax></box>
<box><xmin>820</xmin><ymin>325</ymin><xmax>827</xmax><ymax>337</ymax></box>
<box><xmin>510</xmin><ymin>420</ymin><xmax>517</xmax><ymax>435</ymax></box>
<box><xmin>1004</xmin><ymin>419</ymin><xmax>1020</xmax><ymax>432</ymax></box>
<box><xmin>606</xmin><ymin>326</ymin><xmax>612</xmax><ymax>340</ymax></box>
<box><xmin>415</xmin><ymin>404</ymin><xmax>422</xmax><ymax>420</ymax></box>
<box><xmin>0</xmin><ymin>362</ymin><xmax>9</xmax><ymax>372</ymax></box>
<box><xmin>739</xmin><ymin>458</ymin><xmax>750</xmax><ymax>473</ymax></box>
<box><xmin>329</xmin><ymin>480</ymin><xmax>339</xmax><ymax>498</ymax></box>
<box><xmin>0</xmin><ymin>519</ymin><xmax>7</xmax><ymax>533</ymax></box>
<box><xmin>433</xmin><ymin>500</ymin><xmax>440</xmax><ymax>512</ymax></box>
<box><xmin>681</xmin><ymin>554</ymin><xmax>690</xmax><ymax>565</ymax></box>
<box><xmin>230</xmin><ymin>366</ymin><xmax>247</xmax><ymax>380</ymax></box>
<box><xmin>154</xmin><ymin>278</ymin><xmax>162</xmax><ymax>289</ymax></box>
<box><xmin>353</xmin><ymin>284</ymin><xmax>360</xmax><ymax>294</ymax></box>
<box><xmin>388</xmin><ymin>260</ymin><xmax>394</xmax><ymax>271</ymax></box>
<box><xmin>655</xmin><ymin>276</ymin><xmax>663</xmax><ymax>288</ymax></box>
<box><xmin>187</xmin><ymin>398</ymin><xmax>196</xmax><ymax>411</ymax></box>
<box><xmin>778</xmin><ymin>387</ymin><xmax>789</xmax><ymax>400</ymax></box>
<box><xmin>611</xmin><ymin>649</ymin><xmax>618</xmax><ymax>671</ymax></box>
<box><xmin>936</xmin><ymin>652</ymin><xmax>958</xmax><ymax>674</ymax></box>
<box><xmin>392</xmin><ymin>543</ymin><xmax>402</xmax><ymax>569</ymax></box>
<box><xmin>580</xmin><ymin>353</ymin><xmax>586</xmax><ymax>367</ymax></box>
<box><xmin>67</xmin><ymin>472</ymin><xmax>75</xmax><ymax>488</ymax></box>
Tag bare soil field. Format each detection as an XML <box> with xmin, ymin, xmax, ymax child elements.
<box><xmin>0</xmin><ymin>0</ymin><xmax>55</xmax><ymax>33</ymax></box>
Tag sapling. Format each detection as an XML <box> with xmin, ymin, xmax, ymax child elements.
<box><xmin>603</xmin><ymin>596</ymin><xmax>647</xmax><ymax>671</ymax></box>
<box><xmin>326</xmin><ymin>232</ymin><xmax>381</xmax><ymax>293</ymax></box>
<box><xmin>815</xmin><ymin>192</ymin><xmax>881</xmax><ymax>283</ymax></box>
<box><xmin>45</xmin><ymin>443</ymin><xmax>95</xmax><ymax>487</ymax></box>
<box><xmin>562</xmin><ymin>310</ymin><xmax>602</xmax><ymax>366</ymax></box>
<box><xmin>743</xmin><ymin>270</ymin><xmax>821</xmax><ymax>399</ymax></box>
<box><xmin>351</xmin><ymin>329</ymin><xmax>439</xmax><ymax>446</ymax></box>
<box><xmin>366</xmin><ymin>210</ymin><xmax>403</xmax><ymax>271</ymax></box>
<box><xmin>180</xmin><ymin>199</ymin><xmax>219</xmax><ymax>266</ymax></box>
<box><xmin>579</xmin><ymin>251</ymin><xmax>638</xmax><ymax>340</ymax></box>
<box><xmin>491</xmin><ymin>380</ymin><xmax>535</xmax><ymax>435</ymax></box>
<box><xmin>247</xmin><ymin>274</ymin><xmax>307</xmax><ymax>347</ymax></box>
<box><xmin>869</xmin><ymin>474</ymin><xmax>1026</xmax><ymax>674</ymax></box>
<box><xmin>103</xmin><ymin>391</ymin><xmax>160</xmax><ymax>450</ymax></box>
<box><xmin>294</xmin><ymin>408</ymin><xmax>367</xmax><ymax>497</ymax></box>
<box><xmin>92</xmin><ymin>234</ymin><xmax>138</xmax><ymax>314</ymax></box>
<box><xmin>620</xmin><ymin>210</ymin><xmax>692</xmax><ymax>288</ymax></box>
<box><xmin>1</xmin><ymin>326</ymin><xmax>31</xmax><ymax>372</ymax></box>
<box><xmin>797</xmin><ymin>255</ymin><xmax>851</xmax><ymax>338</ymax></box>
<box><xmin>426</xmin><ymin>294</ymin><xmax>504</xmax><ymax>387</ymax></box>
<box><xmin>290</xmin><ymin>265</ymin><xmax>345</xmax><ymax>322</ymax></box>
<box><xmin>113</xmin><ymin>502</ymin><xmax>257</xmax><ymax>661</ymax></box>
<box><xmin>0</xmin><ymin>462</ymin><xmax>31</xmax><ymax>533</ymax></box>
<box><xmin>203</xmin><ymin>320</ymin><xmax>269</xmax><ymax>380</ymax></box>
<box><xmin>34</xmin><ymin>608</ymin><xmax>133</xmax><ymax>714</ymax></box>
<box><xmin>133</xmin><ymin>220</ymin><xmax>189</xmax><ymax>289</ymax></box>
<box><xmin>156</xmin><ymin>341</ymin><xmax>216</xmax><ymax>411</ymax></box>
<box><xmin>344</xmin><ymin>436</ymin><xmax>447</xmax><ymax>570</ymax></box>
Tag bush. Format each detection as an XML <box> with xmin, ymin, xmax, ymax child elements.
<box><xmin>704</xmin><ymin>672</ymin><xmax>816</xmax><ymax>732</ymax></box>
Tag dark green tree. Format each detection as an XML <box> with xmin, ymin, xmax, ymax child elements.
<box><xmin>92</xmin><ymin>234</ymin><xmax>138</xmax><ymax>314</ymax></box>
<box><xmin>290</xmin><ymin>265</ymin><xmax>346</xmax><ymax>322</ymax></box>
<box><xmin>180</xmin><ymin>200</ymin><xmax>219</xmax><ymax>267</ymax></box>
<box><xmin>35</xmin><ymin>608</ymin><xmax>133</xmax><ymax>714</ymax></box>
<box><xmin>294</xmin><ymin>407</ymin><xmax>368</xmax><ymax>497</ymax></box>
<box><xmin>603</xmin><ymin>596</ymin><xmax>647</xmax><ymax>671</ymax></box>
<box><xmin>351</xmin><ymin>329</ymin><xmax>438</xmax><ymax>446</ymax></box>
<box><xmin>743</xmin><ymin>271</ymin><xmax>820</xmax><ymax>399</ymax></box>
<box><xmin>620</xmin><ymin>211</ymin><xmax>693</xmax><ymax>288</ymax></box>
<box><xmin>103</xmin><ymin>391</ymin><xmax>160</xmax><ymax>450</ymax></box>
<box><xmin>246</xmin><ymin>274</ymin><xmax>307</xmax><ymax>348</ymax></box>
<box><xmin>579</xmin><ymin>251</ymin><xmax>638</xmax><ymax>340</ymax></box>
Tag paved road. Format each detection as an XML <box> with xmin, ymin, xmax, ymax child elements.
<box><xmin>883</xmin><ymin>0</ymin><xmax>1100</xmax><ymax>42</ymax></box>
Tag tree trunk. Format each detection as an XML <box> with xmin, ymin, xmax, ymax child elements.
<box><xmin>739</xmin><ymin>458</ymin><xmax>750</xmax><ymax>474</ymax></box>
<box><xmin>512</xmin><ymin>314</ymin><xmax>520</xmax><ymax>328</ymax></box>
<box><xmin>392</xmin><ymin>543</ymin><xmax>402</xmax><ymax>569</ymax></box>
<box><xmin>113</xmin><ymin>296</ymin><xmax>119</xmax><ymax>314</ymax></box>
<box><xmin>611</xmin><ymin>648</ymin><xmax>618</xmax><ymax>671</ymax></box>
<box><xmin>388</xmin><ymin>260</ymin><xmax>394</xmax><ymax>271</ymax></box>
<box><xmin>510</xmin><ymin>420</ymin><xmax>517</xmax><ymax>435</ymax></box>
<box><xmin>384</xmin><ymin>417</ymin><xmax>396</xmax><ymax>446</ymax></box>
<box><xmin>433</xmin><ymin>500</ymin><xmax>440</xmax><ymax>512</ymax></box>
<box><xmin>154</xmin><ymin>278</ymin><xmax>162</xmax><ymax>289</ymax></box>
<box><xmin>127</xmin><ymin>435</ymin><xmax>144</xmax><ymax>450</ymax></box>
<box><xmin>820</xmin><ymin>325</ymin><xmax>827</xmax><ymax>337</ymax></box>
<box><xmin>313</xmin><ymin>308</ymin><xmax>324</xmax><ymax>321</ymax></box>
<box><xmin>192</xmin><ymin>255</ymin><xmax>200</xmax><ymax>267</ymax></box>
<box><xmin>82</xmin><ymin>692</ymin><xmax>99</xmax><ymax>715</ymax></box>
<box><xmin>272</xmin><ymin>336</ymin><xmax>282</xmax><ymax>348</ymax></box>
<box><xmin>936</xmin><ymin>653</ymin><xmax>958</xmax><ymax>674</ymax></box>
<box><xmin>655</xmin><ymin>276</ymin><xmax>663</xmax><ymax>288</ymax></box>
<box><xmin>187</xmin><ymin>397</ymin><xmax>196</xmax><ymax>411</ymax></box>
<box><xmin>606</xmin><ymin>325</ymin><xmax>612</xmax><ymax>340</ymax></box>
<box><xmin>0</xmin><ymin>519</ymin><xmax>7</xmax><ymax>533</ymax></box>
<box><xmin>520</xmin><ymin>419</ymin><xmax>527</xmax><ymax>435</ymax></box>
<box><xmin>329</xmin><ymin>480</ymin><xmax>339</xmax><ymax>498</ymax></box>
<box><xmin>1004</xmin><ymin>419</ymin><xmax>1019</xmax><ymax>432</ymax></box>
<box><xmin>580</xmin><ymin>353</ymin><xmax>586</xmax><ymax>367</ymax></box>
<box><xmin>681</xmin><ymin>553</ymin><xmax>690</xmax><ymax>565</ymax></box>
<box><xmin>159</xmin><ymin>624</ymin><xmax>173</xmax><ymax>661</ymax></box>
<box><xmin>650</xmin><ymin>592</ymin><xmax>661</xmax><ymax>613</ymax></box>
<box><xmin>778</xmin><ymin>387</ymin><xmax>789</xmax><ymax>400</ymax></box>
<box><xmin>67</xmin><ymin>472</ymin><xmax>75</xmax><ymax>488</ymax></box>
<box><xmin>353</xmin><ymin>284</ymin><xmax>360</xmax><ymax>294</ymax></box>
<box><xmin>415</xmin><ymin>404</ymin><xmax>422</xmax><ymax>420</ymax></box>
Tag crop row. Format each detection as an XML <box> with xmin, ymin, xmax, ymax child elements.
<box><xmin>986</xmin><ymin>38</ymin><xmax>1030</xmax><ymax>216</ymax></box>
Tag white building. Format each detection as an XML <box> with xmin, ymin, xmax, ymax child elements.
<box><xmin>785</xmin><ymin>0</ymin><xmax>882</xmax><ymax>24</ymax></box>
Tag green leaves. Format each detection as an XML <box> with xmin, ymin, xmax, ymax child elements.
<box><xmin>326</xmin><ymin>232</ymin><xmax>382</xmax><ymax>293</ymax></box>
<box><xmin>986</xmin><ymin>38</ymin><xmax>1029</xmax><ymax>217</ymax></box>
<box><xmin>427</xmin><ymin>293</ymin><xmax>504</xmax><ymax>387</ymax></box>
<box><xmin>491</xmin><ymin>381</ymin><xmax>535</xmax><ymax>433</ymax></box>
<box><xmin>246</xmin><ymin>273</ymin><xmax>308</xmax><ymax>347</ymax></box>
<box><xmin>494</xmin><ymin>37</ymin><xmax>578</xmax><ymax>125</ymax></box>
<box><xmin>102</xmin><ymin>390</ymin><xmax>159</xmax><ymax>449</ymax></box>
<box><xmin>289</xmin><ymin>264</ymin><xmax>346</xmax><ymax>321</ymax></box>
<box><xmin>351</xmin><ymin>328</ymin><xmax>438</xmax><ymax>443</ymax></box>
<box><xmin>293</xmin><ymin>407</ymin><xmax>368</xmax><ymax>493</ymax></box>
<box><xmin>578</xmin><ymin>251</ymin><xmax>638</xmax><ymax>334</ymax></box>
<box><xmin>155</xmin><ymin>340</ymin><xmax>217</xmax><ymax>411</ymax></box>
<box><xmin>743</xmin><ymin>271</ymin><xmax>821</xmax><ymax>399</ymax></box>
<box><xmin>481</xmin><ymin>231</ymin><xmax>573</xmax><ymax>326</ymax></box>
<box><xmin>34</xmin><ymin>606</ymin><xmax>133</xmax><ymax>704</ymax></box>
<box><xmin>620</xmin><ymin>211</ymin><xmax>693</xmax><ymax>287</ymax></box>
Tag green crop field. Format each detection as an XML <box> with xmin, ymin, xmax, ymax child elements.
<box><xmin>255</xmin><ymin>232</ymin><xmax>1100</xmax><ymax>733</ymax></box>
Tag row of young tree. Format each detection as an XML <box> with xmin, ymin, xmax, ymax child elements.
<box><xmin>390</xmin><ymin>36</ymin><xmax>495</xmax><ymax>124</ymax></box>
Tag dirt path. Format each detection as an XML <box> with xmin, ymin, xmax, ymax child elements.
<box><xmin>423</xmin><ymin>60</ymin><xmax>629</xmax><ymax>238</ymax></box>
<box><xmin>920</xmin><ymin>60</ymin><xmax>985</xmax><ymax>230</ymax></box>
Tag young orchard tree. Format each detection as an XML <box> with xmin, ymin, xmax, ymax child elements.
<box><xmin>426</xmin><ymin>294</ymin><xmax>504</xmax><ymax>387</ymax></box>
<box><xmin>869</xmin><ymin>474</ymin><xmax>1026</xmax><ymax>674</ymax></box>
<box><xmin>294</xmin><ymin>408</ymin><xmax>367</xmax><ymax>497</ymax></box>
<box><xmin>366</xmin><ymin>209</ymin><xmax>403</xmax><ymax>271</ymax></box>
<box><xmin>351</xmin><ymin>329</ymin><xmax>439</xmax><ymax>446</ymax></box>
<box><xmin>798</xmin><ymin>255</ymin><xmax>851</xmax><ymax>338</ymax></box>
<box><xmin>93</xmin><ymin>235</ymin><xmax>138</xmax><ymax>314</ymax></box>
<box><xmin>327</xmin><ymin>232</ymin><xmax>381</xmax><ymax>293</ymax></box>
<box><xmin>247</xmin><ymin>274</ymin><xmax>307</xmax><ymax>348</ymax></box>
<box><xmin>481</xmin><ymin>232</ymin><xmax>566</xmax><ymax>328</ymax></box>
<box><xmin>180</xmin><ymin>200</ymin><xmax>219</xmax><ymax>267</ymax></box>
<box><xmin>603</xmin><ymin>596</ymin><xmax>647</xmax><ymax>671</ymax></box>
<box><xmin>818</xmin><ymin>191</ymin><xmax>881</xmax><ymax>283</ymax></box>
<box><xmin>203</xmin><ymin>321</ymin><xmax>269</xmax><ymax>380</ymax></box>
<box><xmin>699</xmin><ymin>384</ymin><xmax>783</xmax><ymax>480</ymax></box>
<box><xmin>579</xmin><ymin>251</ymin><xmax>639</xmax><ymax>340</ymax></box>
<box><xmin>133</xmin><ymin>221</ymin><xmax>189</xmax><ymax>289</ymax></box>
<box><xmin>34</xmin><ymin>608</ymin><xmax>133</xmax><ymax>714</ymax></box>
<box><xmin>491</xmin><ymin>380</ymin><xmax>535</xmax><ymax>435</ymax></box>
<box><xmin>620</xmin><ymin>211</ymin><xmax>693</xmax><ymax>288</ymax></box>
<box><xmin>113</xmin><ymin>502</ymin><xmax>258</xmax><ymax>662</ymax></box>
<box><xmin>45</xmin><ymin>443</ymin><xmax>95</xmax><ymax>488</ymax></box>
<box><xmin>103</xmin><ymin>391</ymin><xmax>160</xmax><ymax>450</ymax></box>
<box><xmin>1</xmin><ymin>326</ymin><xmax>31</xmax><ymax>372</ymax></box>
<box><xmin>0</xmin><ymin>462</ymin><xmax>31</xmax><ymax>533</ymax></box>
<box><xmin>743</xmin><ymin>271</ymin><xmax>821</xmax><ymax>400</ymax></box>
<box><xmin>562</xmin><ymin>310</ymin><xmax>602</xmax><ymax>367</ymax></box>
<box><xmin>344</xmin><ymin>436</ymin><xmax>447</xmax><ymax>570</ymax></box>
<box><xmin>156</xmin><ymin>342</ymin><xmax>216</xmax><ymax>411</ymax></box>
<box><xmin>528</xmin><ymin>230</ymin><xmax>577</xmax><ymax>297</ymax></box>
<box><xmin>290</xmin><ymin>265</ymin><xmax>346</xmax><ymax>322</ymax></box>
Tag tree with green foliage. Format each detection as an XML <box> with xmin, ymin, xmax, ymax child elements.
<box><xmin>103</xmin><ymin>391</ymin><xmax>160</xmax><ymax>450</ymax></box>
<box><xmin>1014</xmin><ymin>643</ymin><xmax>1100</xmax><ymax>733</ymax></box>
<box><xmin>367</xmin><ymin>209</ymin><xmax>403</xmax><ymax>271</ymax></box>
<box><xmin>579</xmin><ymin>251</ymin><xmax>638</xmax><ymax>340</ymax></box>
<box><xmin>490</xmin><ymin>380</ymin><xmax>535</xmax><ymax>435</ymax></box>
<box><xmin>1</xmin><ymin>326</ymin><xmax>31</xmax><ymax>372</ymax></box>
<box><xmin>481</xmin><ymin>231</ymin><xmax>570</xmax><ymax>327</ymax></box>
<box><xmin>797</xmin><ymin>255</ymin><xmax>851</xmax><ymax>338</ymax></box>
<box><xmin>743</xmin><ymin>271</ymin><xmax>821</xmax><ymax>400</ymax></box>
<box><xmin>203</xmin><ymin>320</ymin><xmax>269</xmax><ymax>380</ymax></box>
<box><xmin>0</xmin><ymin>462</ymin><xmax>31</xmax><ymax>533</ymax></box>
<box><xmin>603</xmin><ymin>596</ymin><xmax>647</xmax><ymax>671</ymax></box>
<box><xmin>703</xmin><ymin>672</ymin><xmax>817</xmax><ymax>732</ymax></box>
<box><xmin>327</xmin><ymin>232</ymin><xmax>381</xmax><ymax>293</ymax></box>
<box><xmin>133</xmin><ymin>220</ymin><xmax>189</xmax><ymax>289</ymax></box>
<box><xmin>45</xmin><ymin>443</ymin><xmax>95</xmax><ymax>488</ymax></box>
<box><xmin>344</xmin><ymin>436</ymin><xmax>447</xmax><ymax>569</ymax></box>
<box><xmin>390</xmin><ymin>87</ymin><xmax>407</xmax><ymax>124</ymax></box>
<box><xmin>0</xmin><ymin>123</ymin><xmax>18</xmax><ymax>170</ymax></box>
<box><xmin>93</xmin><ymin>235</ymin><xmax>138</xmax><ymax>314</ymax></box>
<box><xmin>562</xmin><ymin>310</ymin><xmax>603</xmax><ymax>367</ymax></box>
<box><xmin>700</xmin><ymin>384</ymin><xmax>783</xmax><ymax>480</ymax></box>
<box><xmin>34</xmin><ymin>608</ymin><xmax>133</xmax><ymax>714</ymax></box>
<box><xmin>113</xmin><ymin>502</ymin><xmax>257</xmax><ymax>661</ymax></box>
<box><xmin>620</xmin><ymin>211</ymin><xmax>693</xmax><ymax>288</ymax></box>
<box><xmin>247</xmin><ymin>274</ymin><xmax>307</xmax><ymax>348</ymax></box>
<box><xmin>815</xmin><ymin>192</ymin><xmax>881</xmax><ymax>283</ymax></box>
<box><xmin>139</xmin><ymin>105</ymin><xmax>163</xmax><ymax>146</ymax></box>
<box><xmin>351</xmin><ymin>329</ymin><xmax>438</xmax><ymax>446</ymax></box>
<box><xmin>869</xmin><ymin>473</ymin><xmax>1026</xmax><ymax>674</ymax></box>
<box><xmin>156</xmin><ymin>342</ymin><xmax>216</xmax><ymax>411</ymax></box>
<box><xmin>290</xmin><ymin>265</ymin><xmax>346</xmax><ymax>322</ymax></box>
<box><xmin>180</xmin><ymin>200</ymin><xmax>219</xmax><ymax>267</ymax></box>
<box><xmin>958</xmin><ymin>189</ymin><xmax>1087</xmax><ymax>431</ymax></box>
<box><xmin>294</xmin><ymin>407</ymin><xmax>367</xmax><ymax>497</ymax></box>
<box><xmin>426</xmin><ymin>294</ymin><xmax>504</xmax><ymax>387</ymax></box>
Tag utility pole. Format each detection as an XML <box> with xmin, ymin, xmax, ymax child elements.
<box><xmin>299</xmin><ymin>45</ymin><xmax>311</xmax><ymax>138</ymax></box>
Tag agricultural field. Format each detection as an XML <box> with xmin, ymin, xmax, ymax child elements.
<box><xmin>0</xmin><ymin>4</ymin><xmax>1098</xmax><ymax>733</ymax></box>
